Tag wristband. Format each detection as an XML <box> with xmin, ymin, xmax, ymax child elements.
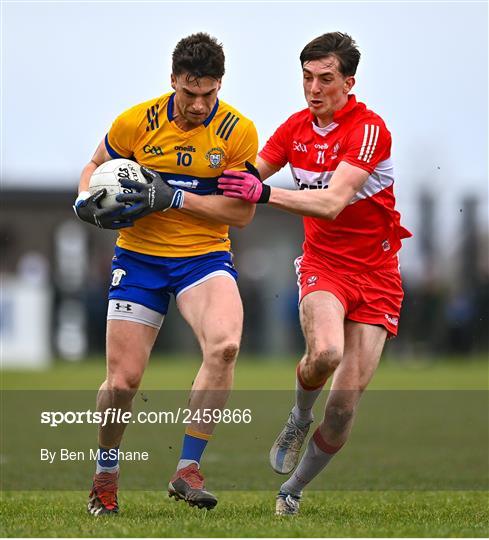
<box><xmin>258</xmin><ymin>184</ymin><xmax>271</xmax><ymax>204</ymax></box>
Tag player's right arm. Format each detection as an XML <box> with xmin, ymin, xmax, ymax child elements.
<box><xmin>219</xmin><ymin>118</ymin><xmax>390</xmax><ymax>219</ymax></box>
<box><xmin>78</xmin><ymin>140</ymin><xmax>111</xmax><ymax>193</ymax></box>
<box><xmin>265</xmin><ymin>160</ymin><xmax>369</xmax><ymax>218</ymax></box>
<box><xmin>74</xmin><ymin>139</ymin><xmax>135</xmax><ymax>229</ymax></box>
<box><xmin>75</xmin><ymin>104</ymin><xmax>183</xmax><ymax>227</ymax></box>
<box><xmin>219</xmin><ymin>159</ymin><xmax>369</xmax><ymax>219</ymax></box>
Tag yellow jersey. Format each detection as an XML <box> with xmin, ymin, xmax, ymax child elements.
<box><xmin>105</xmin><ymin>92</ymin><xmax>258</xmax><ymax>257</ymax></box>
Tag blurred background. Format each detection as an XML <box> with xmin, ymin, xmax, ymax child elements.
<box><xmin>1</xmin><ymin>1</ymin><xmax>487</xmax><ymax>367</ymax></box>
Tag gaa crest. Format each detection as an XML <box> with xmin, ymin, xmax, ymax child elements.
<box><xmin>205</xmin><ymin>147</ymin><xmax>225</xmax><ymax>168</ymax></box>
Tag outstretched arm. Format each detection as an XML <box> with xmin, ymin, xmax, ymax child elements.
<box><xmin>268</xmin><ymin>161</ymin><xmax>369</xmax><ymax>219</ymax></box>
<box><xmin>218</xmin><ymin>160</ymin><xmax>369</xmax><ymax>220</ymax></box>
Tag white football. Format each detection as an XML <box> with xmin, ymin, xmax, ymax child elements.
<box><xmin>89</xmin><ymin>159</ymin><xmax>147</xmax><ymax>208</ymax></box>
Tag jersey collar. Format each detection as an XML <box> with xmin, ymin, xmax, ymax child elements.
<box><xmin>332</xmin><ymin>94</ymin><xmax>358</xmax><ymax>122</ymax></box>
<box><xmin>308</xmin><ymin>94</ymin><xmax>358</xmax><ymax>131</ymax></box>
<box><xmin>167</xmin><ymin>93</ymin><xmax>220</xmax><ymax>127</ymax></box>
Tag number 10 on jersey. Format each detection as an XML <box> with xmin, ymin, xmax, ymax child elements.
<box><xmin>176</xmin><ymin>152</ymin><xmax>192</xmax><ymax>167</ymax></box>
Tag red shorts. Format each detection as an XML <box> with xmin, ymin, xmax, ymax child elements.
<box><xmin>295</xmin><ymin>255</ymin><xmax>404</xmax><ymax>337</ymax></box>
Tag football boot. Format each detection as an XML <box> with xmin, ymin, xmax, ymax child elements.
<box><xmin>275</xmin><ymin>491</ymin><xmax>301</xmax><ymax>516</ymax></box>
<box><xmin>168</xmin><ymin>463</ymin><xmax>217</xmax><ymax>510</ymax></box>
<box><xmin>270</xmin><ymin>412</ymin><xmax>312</xmax><ymax>474</ymax></box>
<box><xmin>87</xmin><ymin>471</ymin><xmax>119</xmax><ymax>516</ymax></box>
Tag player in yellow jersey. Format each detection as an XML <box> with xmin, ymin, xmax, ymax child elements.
<box><xmin>74</xmin><ymin>33</ymin><xmax>258</xmax><ymax>514</ymax></box>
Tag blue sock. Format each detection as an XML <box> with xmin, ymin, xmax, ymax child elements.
<box><xmin>177</xmin><ymin>430</ymin><xmax>210</xmax><ymax>470</ymax></box>
<box><xmin>96</xmin><ymin>446</ymin><xmax>119</xmax><ymax>473</ymax></box>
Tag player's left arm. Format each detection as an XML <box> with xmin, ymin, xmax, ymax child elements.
<box><xmin>180</xmin><ymin>191</ymin><xmax>255</xmax><ymax>228</ymax></box>
<box><xmin>179</xmin><ymin>121</ymin><xmax>259</xmax><ymax>228</ymax></box>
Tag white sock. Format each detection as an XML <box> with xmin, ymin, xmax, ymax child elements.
<box><xmin>280</xmin><ymin>429</ymin><xmax>341</xmax><ymax>497</ymax></box>
<box><xmin>177</xmin><ymin>459</ymin><xmax>199</xmax><ymax>470</ymax></box>
<box><xmin>96</xmin><ymin>463</ymin><xmax>119</xmax><ymax>474</ymax></box>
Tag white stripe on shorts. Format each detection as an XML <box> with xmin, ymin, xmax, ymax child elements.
<box><xmin>294</xmin><ymin>256</ymin><xmax>303</xmax><ymax>301</ymax></box>
<box><xmin>107</xmin><ymin>299</ymin><xmax>164</xmax><ymax>329</ymax></box>
<box><xmin>175</xmin><ymin>270</ymin><xmax>236</xmax><ymax>299</ymax></box>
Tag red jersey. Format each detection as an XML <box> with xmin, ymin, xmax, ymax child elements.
<box><xmin>259</xmin><ymin>95</ymin><xmax>411</xmax><ymax>272</ymax></box>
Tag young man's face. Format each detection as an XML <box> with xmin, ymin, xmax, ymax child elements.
<box><xmin>302</xmin><ymin>55</ymin><xmax>354</xmax><ymax>124</ymax></box>
<box><xmin>171</xmin><ymin>73</ymin><xmax>221</xmax><ymax>128</ymax></box>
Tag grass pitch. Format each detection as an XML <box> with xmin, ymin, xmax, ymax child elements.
<box><xmin>1</xmin><ymin>490</ymin><xmax>487</xmax><ymax>537</ymax></box>
<box><xmin>1</xmin><ymin>355</ymin><xmax>488</xmax><ymax>537</ymax></box>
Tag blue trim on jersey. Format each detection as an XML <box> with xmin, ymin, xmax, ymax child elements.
<box><xmin>167</xmin><ymin>93</ymin><xmax>175</xmax><ymax>121</ymax></box>
<box><xmin>203</xmin><ymin>98</ymin><xmax>219</xmax><ymax>127</ymax></box>
<box><xmin>158</xmin><ymin>171</ymin><xmax>220</xmax><ymax>195</ymax></box>
<box><xmin>108</xmin><ymin>248</ymin><xmax>238</xmax><ymax>315</ymax></box>
<box><xmin>105</xmin><ymin>134</ymin><xmax>125</xmax><ymax>159</ymax></box>
<box><xmin>167</xmin><ymin>93</ymin><xmax>219</xmax><ymax>128</ymax></box>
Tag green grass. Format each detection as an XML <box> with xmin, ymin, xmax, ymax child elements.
<box><xmin>2</xmin><ymin>354</ymin><xmax>488</xmax><ymax>390</ymax></box>
<box><xmin>1</xmin><ymin>357</ymin><xmax>488</xmax><ymax>537</ymax></box>
<box><xmin>1</xmin><ymin>490</ymin><xmax>488</xmax><ymax>537</ymax></box>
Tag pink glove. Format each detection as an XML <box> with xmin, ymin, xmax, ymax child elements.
<box><xmin>218</xmin><ymin>161</ymin><xmax>270</xmax><ymax>204</ymax></box>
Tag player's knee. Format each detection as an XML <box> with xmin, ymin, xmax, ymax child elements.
<box><xmin>308</xmin><ymin>347</ymin><xmax>342</xmax><ymax>376</ymax></box>
<box><xmin>106</xmin><ymin>372</ymin><xmax>142</xmax><ymax>398</ymax></box>
<box><xmin>206</xmin><ymin>340</ymin><xmax>240</xmax><ymax>365</ymax></box>
<box><xmin>325</xmin><ymin>404</ymin><xmax>355</xmax><ymax>434</ymax></box>
<box><xmin>219</xmin><ymin>341</ymin><xmax>240</xmax><ymax>364</ymax></box>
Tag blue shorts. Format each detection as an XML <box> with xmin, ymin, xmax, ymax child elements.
<box><xmin>108</xmin><ymin>247</ymin><xmax>238</xmax><ymax>315</ymax></box>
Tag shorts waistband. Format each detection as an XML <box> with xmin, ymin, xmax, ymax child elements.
<box><xmin>299</xmin><ymin>253</ymin><xmax>400</xmax><ymax>275</ymax></box>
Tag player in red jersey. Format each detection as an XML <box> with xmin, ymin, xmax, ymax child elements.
<box><xmin>218</xmin><ymin>32</ymin><xmax>411</xmax><ymax>515</ymax></box>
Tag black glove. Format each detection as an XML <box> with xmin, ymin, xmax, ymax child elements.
<box><xmin>244</xmin><ymin>160</ymin><xmax>270</xmax><ymax>202</ymax></box>
<box><xmin>245</xmin><ymin>161</ymin><xmax>271</xmax><ymax>203</ymax></box>
<box><xmin>217</xmin><ymin>160</ymin><xmax>270</xmax><ymax>204</ymax></box>
<box><xmin>73</xmin><ymin>189</ymin><xmax>134</xmax><ymax>229</ymax></box>
<box><xmin>244</xmin><ymin>160</ymin><xmax>262</xmax><ymax>180</ymax></box>
<box><xmin>115</xmin><ymin>167</ymin><xmax>185</xmax><ymax>219</ymax></box>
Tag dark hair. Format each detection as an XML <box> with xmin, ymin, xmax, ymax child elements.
<box><xmin>172</xmin><ymin>32</ymin><xmax>225</xmax><ymax>81</ymax></box>
<box><xmin>300</xmin><ymin>32</ymin><xmax>360</xmax><ymax>76</ymax></box>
